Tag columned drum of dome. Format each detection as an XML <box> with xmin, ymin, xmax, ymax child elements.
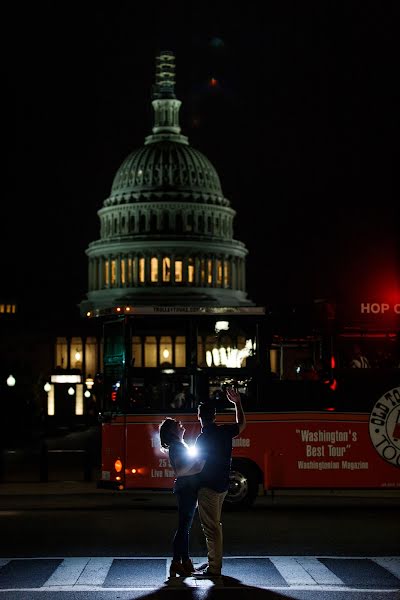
<box><xmin>80</xmin><ymin>51</ymin><xmax>253</xmax><ymax>314</ymax></box>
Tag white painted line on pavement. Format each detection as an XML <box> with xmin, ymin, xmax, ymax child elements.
<box><xmin>296</xmin><ymin>556</ymin><xmax>344</xmax><ymax>585</ymax></box>
<box><xmin>372</xmin><ymin>557</ymin><xmax>400</xmax><ymax>580</ymax></box>
<box><xmin>0</xmin><ymin>585</ymin><xmax>399</xmax><ymax>593</ymax></box>
<box><xmin>43</xmin><ymin>557</ymin><xmax>89</xmax><ymax>586</ymax></box>
<box><xmin>270</xmin><ymin>556</ymin><xmax>316</xmax><ymax>585</ymax></box>
<box><xmin>76</xmin><ymin>557</ymin><xmax>114</xmax><ymax>585</ymax></box>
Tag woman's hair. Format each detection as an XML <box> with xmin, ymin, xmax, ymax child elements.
<box><xmin>159</xmin><ymin>417</ymin><xmax>178</xmax><ymax>451</ymax></box>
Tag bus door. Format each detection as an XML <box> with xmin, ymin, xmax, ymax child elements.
<box><xmin>100</xmin><ymin>317</ymin><xmax>131</xmax><ymax>488</ymax></box>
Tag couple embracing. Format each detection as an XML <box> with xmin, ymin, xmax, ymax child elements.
<box><xmin>159</xmin><ymin>386</ymin><xmax>246</xmax><ymax>578</ymax></box>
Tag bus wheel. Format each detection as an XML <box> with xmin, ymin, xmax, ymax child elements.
<box><xmin>226</xmin><ymin>463</ymin><xmax>258</xmax><ymax>508</ymax></box>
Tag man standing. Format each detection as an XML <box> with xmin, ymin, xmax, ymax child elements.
<box><xmin>194</xmin><ymin>386</ymin><xmax>246</xmax><ymax>577</ymax></box>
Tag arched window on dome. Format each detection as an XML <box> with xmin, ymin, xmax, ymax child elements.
<box><xmin>120</xmin><ymin>257</ymin><xmax>126</xmax><ymax>285</ymax></box>
<box><xmin>175</xmin><ymin>258</ymin><xmax>183</xmax><ymax>283</ymax></box>
<box><xmin>111</xmin><ymin>259</ymin><xmax>116</xmax><ymax>286</ymax></box>
<box><xmin>200</xmin><ymin>258</ymin><xmax>206</xmax><ymax>285</ymax></box>
<box><xmin>176</xmin><ymin>213</ymin><xmax>183</xmax><ymax>233</ymax></box>
<box><xmin>121</xmin><ymin>216</ymin><xmax>126</xmax><ymax>233</ymax></box>
<box><xmin>126</xmin><ymin>257</ymin><xmax>132</xmax><ymax>285</ymax></box>
<box><xmin>139</xmin><ymin>214</ymin><xmax>146</xmax><ymax>232</ymax></box>
<box><xmin>150</xmin><ymin>213</ymin><xmax>157</xmax><ymax>233</ymax></box>
<box><xmin>186</xmin><ymin>213</ymin><xmax>193</xmax><ymax>232</ymax></box>
<box><xmin>162</xmin><ymin>257</ymin><xmax>171</xmax><ymax>282</ymax></box>
<box><xmin>139</xmin><ymin>257</ymin><xmax>145</xmax><ymax>283</ymax></box>
<box><xmin>104</xmin><ymin>259</ymin><xmax>109</xmax><ymax>287</ymax></box>
<box><xmin>207</xmin><ymin>258</ymin><xmax>213</xmax><ymax>285</ymax></box>
<box><xmin>207</xmin><ymin>216</ymin><xmax>212</xmax><ymax>234</ymax></box>
<box><xmin>224</xmin><ymin>261</ymin><xmax>230</xmax><ymax>288</ymax></box>
<box><xmin>161</xmin><ymin>211</ymin><xmax>169</xmax><ymax>232</ymax></box>
<box><xmin>188</xmin><ymin>257</ymin><xmax>195</xmax><ymax>284</ymax></box>
<box><xmin>129</xmin><ymin>215</ymin><xmax>135</xmax><ymax>233</ymax></box>
<box><xmin>151</xmin><ymin>257</ymin><xmax>158</xmax><ymax>282</ymax></box>
<box><xmin>198</xmin><ymin>214</ymin><xmax>204</xmax><ymax>234</ymax></box>
<box><xmin>216</xmin><ymin>259</ymin><xmax>222</xmax><ymax>287</ymax></box>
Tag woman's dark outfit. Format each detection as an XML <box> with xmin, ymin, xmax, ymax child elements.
<box><xmin>168</xmin><ymin>440</ymin><xmax>199</xmax><ymax>562</ymax></box>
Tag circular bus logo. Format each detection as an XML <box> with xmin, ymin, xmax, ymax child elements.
<box><xmin>369</xmin><ymin>386</ymin><xmax>400</xmax><ymax>468</ymax></box>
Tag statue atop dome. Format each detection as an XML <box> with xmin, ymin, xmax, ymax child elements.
<box><xmin>152</xmin><ymin>50</ymin><xmax>176</xmax><ymax>100</ymax></box>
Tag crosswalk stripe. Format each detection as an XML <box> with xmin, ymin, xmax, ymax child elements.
<box><xmin>76</xmin><ymin>557</ymin><xmax>114</xmax><ymax>585</ymax></box>
<box><xmin>372</xmin><ymin>557</ymin><xmax>400</xmax><ymax>580</ymax></box>
<box><xmin>296</xmin><ymin>557</ymin><xmax>344</xmax><ymax>585</ymax></box>
<box><xmin>0</xmin><ymin>556</ymin><xmax>399</xmax><ymax>590</ymax></box>
<box><xmin>43</xmin><ymin>558</ymin><xmax>89</xmax><ymax>586</ymax></box>
<box><xmin>269</xmin><ymin>556</ymin><xmax>316</xmax><ymax>585</ymax></box>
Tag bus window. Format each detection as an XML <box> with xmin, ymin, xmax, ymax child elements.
<box><xmin>197</xmin><ymin>317</ymin><xmax>258</xmax><ymax>369</ymax></box>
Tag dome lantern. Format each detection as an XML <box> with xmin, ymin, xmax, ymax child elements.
<box><xmin>145</xmin><ymin>50</ymin><xmax>188</xmax><ymax>145</ymax></box>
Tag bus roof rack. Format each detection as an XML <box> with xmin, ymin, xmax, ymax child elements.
<box><xmin>85</xmin><ymin>305</ymin><xmax>266</xmax><ymax>318</ymax></box>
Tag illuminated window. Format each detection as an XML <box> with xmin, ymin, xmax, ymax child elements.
<box><xmin>188</xmin><ymin>258</ymin><xmax>195</xmax><ymax>283</ymax></box>
<box><xmin>121</xmin><ymin>258</ymin><xmax>126</xmax><ymax>285</ymax></box>
<box><xmin>200</xmin><ymin>259</ymin><xmax>206</xmax><ymax>285</ymax></box>
<box><xmin>207</xmin><ymin>259</ymin><xmax>212</xmax><ymax>284</ymax></box>
<box><xmin>144</xmin><ymin>336</ymin><xmax>157</xmax><ymax>367</ymax></box>
<box><xmin>111</xmin><ymin>259</ymin><xmax>116</xmax><ymax>285</ymax></box>
<box><xmin>163</xmin><ymin>257</ymin><xmax>171</xmax><ymax>282</ymax></box>
<box><xmin>0</xmin><ymin>305</ymin><xmax>4</xmax><ymax>313</ymax></box>
<box><xmin>75</xmin><ymin>384</ymin><xmax>84</xmax><ymax>415</ymax></box>
<box><xmin>151</xmin><ymin>257</ymin><xmax>158</xmax><ymax>282</ymax></box>
<box><xmin>70</xmin><ymin>337</ymin><xmax>83</xmax><ymax>370</ymax></box>
<box><xmin>132</xmin><ymin>336</ymin><xmax>142</xmax><ymax>367</ymax></box>
<box><xmin>270</xmin><ymin>348</ymin><xmax>279</xmax><ymax>375</ymax></box>
<box><xmin>175</xmin><ymin>260</ymin><xmax>183</xmax><ymax>282</ymax></box>
<box><xmin>47</xmin><ymin>385</ymin><xmax>55</xmax><ymax>415</ymax></box>
<box><xmin>127</xmin><ymin>258</ymin><xmax>132</xmax><ymax>284</ymax></box>
<box><xmin>160</xmin><ymin>336</ymin><xmax>172</xmax><ymax>364</ymax></box>
<box><xmin>85</xmin><ymin>337</ymin><xmax>97</xmax><ymax>376</ymax></box>
<box><xmin>224</xmin><ymin>261</ymin><xmax>230</xmax><ymax>287</ymax></box>
<box><xmin>56</xmin><ymin>337</ymin><xmax>68</xmax><ymax>369</ymax></box>
<box><xmin>104</xmin><ymin>260</ymin><xmax>109</xmax><ymax>286</ymax></box>
<box><xmin>216</xmin><ymin>259</ymin><xmax>222</xmax><ymax>286</ymax></box>
<box><xmin>139</xmin><ymin>257</ymin><xmax>145</xmax><ymax>283</ymax></box>
<box><xmin>175</xmin><ymin>336</ymin><xmax>186</xmax><ymax>367</ymax></box>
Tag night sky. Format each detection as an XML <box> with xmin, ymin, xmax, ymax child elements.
<box><xmin>4</xmin><ymin>2</ymin><xmax>398</xmax><ymax>321</ymax></box>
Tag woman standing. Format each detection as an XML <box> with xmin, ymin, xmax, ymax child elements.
<box><xmin>159</xmin><ymin>417</ymin><xmax>205</xmax><ymax>578</ymax></box>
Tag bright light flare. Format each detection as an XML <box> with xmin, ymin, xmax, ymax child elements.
<box><xmin>186</xmin><ymin>445</ymin><xmax>198</xmax><ymax>458</ymax></box>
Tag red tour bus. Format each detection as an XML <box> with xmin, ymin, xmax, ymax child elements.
<box><xmin>90</xmin><ymin>301</ymin><xmax>400</xmax><ymax>507</ymax></box>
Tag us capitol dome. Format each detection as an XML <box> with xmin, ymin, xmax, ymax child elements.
<box><xmin>80</xmin><ymin>51</ymin><xmax>253</xmax><ymax>315</ymax></box>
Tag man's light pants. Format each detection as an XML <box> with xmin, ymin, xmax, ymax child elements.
<box><xmin>197</xmin><ymin>487</ymin><xmax>228</xmax><ymax>574</ymax></box>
